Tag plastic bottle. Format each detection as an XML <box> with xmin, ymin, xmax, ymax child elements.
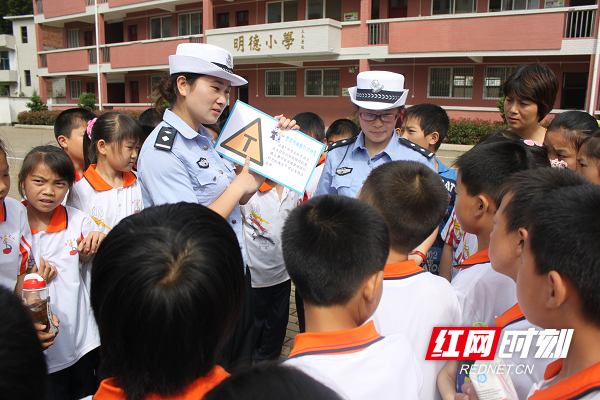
<box><xmin>22</xmin><ymin>273</ymin><xmax>58</xmax><ymax>334</ymax></box>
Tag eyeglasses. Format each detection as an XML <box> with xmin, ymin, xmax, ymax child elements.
<box><xmin>358</xmin><ymin>112</ymin><xmax>400</xmax><ymax>123</ymax></box>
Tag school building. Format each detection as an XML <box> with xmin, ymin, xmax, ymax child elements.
<box><xmin>33</xmin><ymin>0</ymin><xmax>600</xmax><ymax>124</ymax></box>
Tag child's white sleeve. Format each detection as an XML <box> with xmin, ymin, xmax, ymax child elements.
<box><xmin>81</xmin><ymin>215</ymin><xmax>99</xmax><ymax>239</ymax></box>
<box><xmin>19</xmin><ymin>215</ymin><xmax>33</xmax><ymax>276</ymax></box>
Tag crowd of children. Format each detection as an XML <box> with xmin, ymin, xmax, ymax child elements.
<box><xmin>1</xmin><ymin>60</ymin><xmax>600</xmax><ymax>400</ymax></box>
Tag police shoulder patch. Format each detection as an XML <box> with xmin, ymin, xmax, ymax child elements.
<box><xmin>398</xmin><ymin>137</ymin><xmax>435</xmax><ymax>159</ymax></box>
<box><xmin>335</xmin><ymin>167</ymin><xmax>353</xmax><ymax>176</ymax></box>
<box><xmin>154</xmin><ymin>126</ymin><xmax>177</xmax><ymax>152</ymax></box>
<box><xmin>325</xmin><ymin>135</ymin><xmax>358</xmax><ymax>152</ymax></box>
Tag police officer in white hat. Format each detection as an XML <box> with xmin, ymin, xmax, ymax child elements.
<box><xmin>315</xmin><ymin>70</ymin><xmax>436</xmax><ymax>198</ymax></box>
<box><xmin>137</xmin><ymin>43</ymin><xmax>297</xmax><ymax>369</ymax></box>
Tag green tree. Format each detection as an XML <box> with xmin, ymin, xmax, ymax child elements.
<box><xmin>0</xmin><ymin>0</ymin><xmax>33</xmax><ymax>34</ymax></box>
<box><xmin>26</xmin><ymin>91</ymin><xmax>48</xmax><ymax>111</ymax></box>
<box><xmin>77</xmin><ymin>92</ymin><xmax>97</xmax><ymax>111</ymax></box>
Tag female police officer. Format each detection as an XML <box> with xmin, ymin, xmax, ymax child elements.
<box><xmin>137</xmin><ymin>43</ymin><xmax>297</xmax><ymax>369</ymax></box>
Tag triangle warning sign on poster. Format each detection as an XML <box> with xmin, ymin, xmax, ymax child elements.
<box><xmin>221</xmin><ymin>118</ymin><xmax>264</xmax><ymax>166</ymax></box>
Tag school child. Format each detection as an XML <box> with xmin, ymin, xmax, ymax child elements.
<box><xmin>397</xmin><ymin>103</ymin><xmax>455</xmax><ymax>275</ymax></box>
<box><xmin>68</xmin><ymin>112</ymin><xmax>144</xmax><ymax>234</ymax></box>
<box><xmin>138</xmin><ymin>107</ymin><xmax>163</xmax><ymax>145</ymax></box>
<box><xmin>578</xmin><ymin>131</ymin><xmax>600</xmax><ymax>184</ymax></box>
<box><xmin>18</xmin><ymin>146</ymin><xmax>103</xmax><ymax>400</ymax></box>
<box><xmin>544</xmin><ymin>110</ymin><xmax>598</xmax><ymax>170</ymax></box>
<box><xmin>358</xmin><ymin>161</ymin><xmax>462</xmax><ymax>400</ymax></box>
<box><xmin>294</xmin><ymin>112</ymin><xmax>326</xmax><ymax>200</ymax></box>
<box><xmin>54</xmin><ymin>108</ymin><xmax>97</xmax><ymax>181</ymax></box>
<box><xmin>451</xmin><ymin>140</ymin><xmax>537</xmax><ymax>327</ymax></box>
<box><xmin>326</xmin><ymin>119</ymin><xmax>360</xmax><ymax>147</ymax></box>
<box><xmin>282</xmin><ymin>195</ymin><xmax>422</xmax><ymax>400</ymax></box>
<box><xmin>315</xmin><ymin>71</ymin><xmax>435</xmax><ymax>199</ymax></box>
<box><xmin>0</xmin><ymin>139</ymin><xmax>34</xmax><ymax>295</ymax></box>
<box><xmin>240</xmin><ymin>179</ymin><xmax>301</xmax><ymax>362</ymax></box>
<box><xmin>90</xmin><ymin>203</ymin><xmax>245</xmax><ymax>400</ymax></box>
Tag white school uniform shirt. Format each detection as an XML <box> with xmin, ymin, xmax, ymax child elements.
<box><xmin>68</xmin><ymin>164</ymin><xmax>143</xmax><ymax>233</ymax></box>
<box><xmin>0</xmin><ymin>198</ymin><xmax>33</xmax><ymax>290</ymax></box>
<box><xmin>451</xmin><ymin>249</ymin><xmax>517</xmax><ymax>327</ymax></box>
<box><xmin>29</xmin><ymin>205</ymin><xmax>100</xmax><ymax>374</ymax></box>
<box><xmin>527</xmin><ymin>359</ymin><xmax>600</xmax><ymax>400</ymax></box>
<box><xmin>304</xmin><ymin>154</ymin><xmax>325</xmax><ymax>199</ymax></box>
<box><xmin>285</xmin><ymin>321</ymin><xmax>422</xmax><ymax>400</ymax></box>
<box><xmin>369</xmin><ymin>260</ymin><xmax>463</xmax><ymax>400</ymax></box>
<box><xmin>495</xmin><ymin>304</ymin><xmax>554</xmax><ymax>400</ymax></box>
<box><xmin>240</xmin><ymin>182</ymin><xmax>301</xmax><ymax>288</ymax></box>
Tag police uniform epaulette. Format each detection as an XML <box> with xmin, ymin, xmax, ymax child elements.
<box><xmin>154</xmin><ymin>126</ymin><xmax>177</xmax><ymax>151</ymax></box>
<box><xmin>325</xmin><ymin>135</ymin><xmax>358</xmax><ymax>152</ymax></box>
<box><xmin>398</xmin><ymin>137</ymin><xmax>435</xmax><ymax>159</ymax></box>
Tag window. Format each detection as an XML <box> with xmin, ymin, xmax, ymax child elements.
<box><xmin>266</xmin><ymin>1</ymin><xmax>298</xmax><ymax>23</ymax></box>
<box><xmin>432</xmin><ymin>0</ymin><xmax>476</xmax><ymax>14</ymax></box>
<box><xmin>428</xmin><ymin>67</ymin><xmax>474</xmax><ymax>99</ymax></box>
<box><xmin>70</xmin><ymin>80</ymin><xmax>82</xmax><ymax>99</ymax></box>
<box><xmin>217</xmin><ymin>13</ymin><xmax>230</xmax><ymax>28</ymax></box>
<box><xmin>150</xmin><ymin>75</ymin><xmax>162</xmax><ymax>96</ymax></box>
<box><xmin>306</xmin><ymin>0</ymin><xmax>341</xmax><ymax>20</ymax></box>
<box><xmin>150</xmin><ymin>16</ymin><xmax>172</xmax><ymax>39</ymax></box>
<box><xmin>237</xmin><ymin>10</ymin><xmax>249</xmax><ymax>26</ymax></box>
<box><xmin>129</xmin><ymin>25</ymin><xmax>137</xmax><ymax>41</ymax></box>
<box><xmin>483</xmin><ymin>66</ymin><xmax>515</xmax><ymax>99</ymax></box>
<box><xmin>265</xmin><ymin>70</ymin><xmax>297</xmax><ymax>96</ymax></box>
<box><xmin>21</xmin><ymin>26</ymin><xmax>28</xmax><ymax>43</ymax></box>
<box><xmin>84</xmin><ymin>31</ymin><xmax>93</xmax><ymax>46</ymax></box>
<box><xmin>24</xmin><ymin>70</ymin><xmax>31</xmax><ymax>86</ymax></box>
<box><xmin>86</xmin><ymin>82</ymin><xmax>96</xmax><ymax>94</ymax></box>
<box><xmin>489</xmin><ymin>0</ymin><xmax>538</xmax><ymax>11</ymax></box>
<box><xmin>67</xmin><ymin>29</ymin><xmax>80</xmax><ymax>48</ymax></box>
<box><xmin>178</xmin><ymin>12</ymin><xmax>202</xmax><ymax>35</ymax></box>
<box><xmin>304</xmin><ymin>69</ymin><xmax>339</xmax><ymax>96</ymax></box>
<box><xmin>0</xmin><ymin>51</ymin><xmax>9</xmax><ymax>70</ymax></box>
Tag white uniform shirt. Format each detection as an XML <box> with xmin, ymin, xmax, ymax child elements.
<box><xmin>0</xmin><ymin>198</ymin><xmax>33</xmax><ymax>290</ymax></box>
<box><xmin>370</xmin><ymin>260</ymin><xmax>463</xmax><ymax>400</ymax></box>
<box><xmin>68</xmin><ymin>164</ymin><xmax>143</xmax><ymax>234</ymax></box>
<box><xmin>451</xmin><ymin>249</ymin><xmax>517</xmax><ymax>327</ymax></box>
<box><xmin>527</xmin><ymin>359</ymin><xmax>600</xmax><ymax>400</ymax></box>
<box><xmin>29</xmin><ymin>205</ymin><xmax>100</xmax><ymax>374</ymax></box>
<box><xmin>240</xmin><ymin>183</ymin><xmax>301</xmax><ymax>288</ymax></box>
<box><xmin>285</xmin><ymin>321</ymin><xmax>422</xmax><ymax>400</ymax></box>
<box><xmin>495</xmin><ymin>304</ymin><xmax>554</xmax><ymax>400</ymax></box>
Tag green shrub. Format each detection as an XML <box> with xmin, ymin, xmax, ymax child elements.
<box><xmin>445</xmin><ymin>118</ymin><xmax>506</xmax><ymax>145</ymax></box>
<box><xmin>17</xmin><ymin>110</ymin><xmax>60</xmax><ymax>125</ymax></box>
<box><xmin>25</xmin><ymin>93</ymin><xmax>48</xmax><ymax>112</ymax></box>
<box><xmin>77</xmin><ymin>92</ymin><xmax>97</xmax><ymax>111</ymax></box>
<box><xmin>497</xmin><ymin>97</ymin><xmax>507</xmax><ymax>124</ymax></box>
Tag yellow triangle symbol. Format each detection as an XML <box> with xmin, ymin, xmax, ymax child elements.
<box><xmin>221</xmin><ymin>118</ymin><xmax>264</xmax><ymax>166</ymax></box>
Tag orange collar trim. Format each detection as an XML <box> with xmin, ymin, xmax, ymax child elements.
<box><xmin>455</xmin><ymin>249</ymin><xmax>490</xmax><ymax>269</ymax></box>
<box><xmin>529</xmin><ymin>359</ymin><xmax>600</xmax><ymax>400</ymax></box>
<box><xmin>0</xmin><ymin>202</ymin><xmax>6</xmax><ymax>223</ymax></box>
<box><xmin>384</xmin><ymin>260</ymin><xmax>425</xmax><ymax>280</ymax></box>
<box><xmin>288</xmin><ymin>320</ymin><xmax>383</xmax><ymax>359</ymax></box>
<box><xmin>317</xmin><ymin>153</ymin><xmax>326</xmax><ymax>167</ymax></box>
<box><xmin>495</xmin><ymin>303</ymin><xmax>525</xmax><ymax>328</ymax></box>
<box><xmin>75</xmin><ymin>169</ymin><xmax>82</xmax><ymax>182</ymax></box>
<box><xmin>84</xmin><ymin>164</ymin><xmax>137</xmax><ymax>191</ymax></box>
<box><xmin>93</xmin><ymin>366</ymin><xmax>230</xmax><ymax>400</ymax></box>
<box><xmin>27</xmin><ymin>204</ymin><xmax>68</xmax><ymax>234</ymax></box>
<box><xmin>259</xmin><ymin>182</ymin><xmax>273</xmax><ymax>192</ymax></box>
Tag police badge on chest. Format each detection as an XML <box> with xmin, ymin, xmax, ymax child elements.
<box><xmin>197</xmin><ymin>158</ymin><xmax>210</xmax><ymax>168</ymax></box>
<box><xmin>336</xmin><ymin>167</ymin><xmax>352</xmax><ymax>176</ymax></box>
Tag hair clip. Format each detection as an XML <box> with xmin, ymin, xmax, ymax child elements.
<box><xmin>86</xmin><ymin>118</ymin><xmax>97</xmax><ymax>139</ymax></box>
<box><xmin>523</xmin><ymin>139</ymin><xmax>543</xmax><ymax>147</ymax></box>
<box><xmin>550</xmin><ymin>158</ymin><xmax>568</xmax><ymax>169</ymax></box>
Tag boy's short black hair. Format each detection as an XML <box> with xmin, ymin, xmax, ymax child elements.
<box><xmin>293</xmin><ymin>112</ymin><xmax>325</xmax><ymax>142</ymax></box>
<box><xmin>91</xmin><ymin>203</ymin><xmax>244</xmax><ymax>400</ymax></box>
<box><xmin>546</xmin><ymin>111</ymin><xmax>600</xmax><ymax>151</ymax></box>
<box><xmin>360</xmin><ymin>161</ymin><xmax>448</xmax><ymax>253</ymax></box>
<box><xmin>325</xmin><ymin>119</ymin><xmax>360</xmax><ymax>142</ymax></box>
<box><xmin>0</xmin><ymin>287</ymin><xmax>47</xmax><ymax>400</ymax></box>
<box><xmin>581</xmin><ymin>131</ymin><xmax>600</xmax><ymax>166</ymax></box>
<box><xmin>138</xmin><ymin>107</ymin><xmax>163</xmax><ymax>144</ymax></box>
<box><xmin>402</xmin><ymin>104</ymin><xmax>450</xmax><ymax>151</ymax></box>
<box><xmin>18</xmin><ymin>145</ymin><xmax>76</xmax><ymax>198</ymax></box>
<box><xmin>501</xmin><ymin>168</ymin><xmax>589</xmax><ymax>233</ymax></box>
<box><xmin>478</xmin><ymin>129</ymin><xmax>521</xmax><ymax>144</ymax></box>
<box><xmin>54</xmin><ymin>108</ymin><xmax>97</xmax><ymax>140</ymax></box>
<box><xmin>282</xmin><ymin>195</ymin><xmax>390</xmax><ymax>306</ymax></box>
<box><xmin>205</xmin><ymin>364</ymin><xmax>343</xmax><ymax>400</ymax></box>
<box><xmin>478</xmin><ymin>131</ymin><xmax>551</xmax><ymax>168</ymax></box>
<box><xmin>455</xmin><ymin>140</ymin><xmax>537</xmax><ymax>207</ymax></box>
<box><xmin>528</xmin><ymin>185</ymin><xmax>600</xmax><ymax>327</ymax></box>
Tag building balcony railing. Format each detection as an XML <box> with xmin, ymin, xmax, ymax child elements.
<box><xmin>368</xmin><ymin>22</ymin><xmax>389</xmax><ymax>45</ymax></box>
<box><xmin>564</xmin><ymin>8</ymin><xmax>595</xmax><ymax>38</ymax></box>
<box><xmin>0</xmin><ymin>70</ymin><xmax>18</xmax><ymax>82</ymax></box>
<box><xmin>0</xmin><ymin>35</ymin><xmax>16</xmax><ymax>50</ymax></box>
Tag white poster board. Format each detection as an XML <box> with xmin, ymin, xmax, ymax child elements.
<box><xmin>215</xmin><ymin>101</ymin><xmax>325</xmax><ymax>194</ymax></box>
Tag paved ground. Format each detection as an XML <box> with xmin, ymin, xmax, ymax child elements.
<box><xmin>0</xmin><ymin>125</ymin><xmax>463</xmax><ymax>359</ymax></box>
